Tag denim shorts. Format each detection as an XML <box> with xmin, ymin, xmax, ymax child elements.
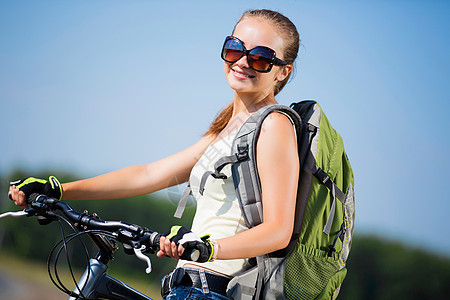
<box><xmin>161</xmin><ymin>267</ymin><xmax>231</xmax><ymax>300</ymax></box>
<box><xmin>162</xmin><ymin>285</ymin><xmax>229</xmax><ymax>300</ymax></box>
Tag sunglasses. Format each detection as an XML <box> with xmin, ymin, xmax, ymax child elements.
<box><xmin>221</xmin><ymin>36</ymin><xmax>287</xmax><ymax>73</ymax></box>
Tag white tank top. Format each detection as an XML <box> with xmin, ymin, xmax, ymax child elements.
<box><xmin>177</xmin><ymin>129</ymin><xmax>249</xmax><ymax>276</ymax></box>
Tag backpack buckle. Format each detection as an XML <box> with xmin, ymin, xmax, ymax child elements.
<box><xmin>236</xmin><ymin>145</ymin><xmax>249</xmax><ymax>161</ymax></box>
<box><xmin>211</xmin><ymin>172</ymin><xmax>228</xmax><ymax>180</ymax></box>
<box><xmin>327</xmin><ymin>223</ymin><xmax>346</xmax><ymax>257</ymax></box>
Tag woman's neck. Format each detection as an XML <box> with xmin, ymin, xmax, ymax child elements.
<box><xmin>232</xmin><ymin>92</ymin><xmax>277</xmax><ymax>117</ymax></box>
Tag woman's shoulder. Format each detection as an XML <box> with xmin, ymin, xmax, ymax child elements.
<box><xmin>256</xmin><ymin>110</ymin><xmax>298</xmax><ymax>163</ymax></box>
<box><xmin>260</xmin><ymin>110</ymin><xmax>297</xmax><ymax>139</ymax></box>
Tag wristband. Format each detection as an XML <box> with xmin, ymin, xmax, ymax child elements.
<box><xmin>210</xmin><ymin>239</ymin><xmax>219</xmax><ymax>261</ymax></box>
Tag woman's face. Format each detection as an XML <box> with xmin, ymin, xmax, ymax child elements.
<box><xmin>224</xmin><ymin>17</ymin><xmax>291</xmax><ymax>98</ymax></box>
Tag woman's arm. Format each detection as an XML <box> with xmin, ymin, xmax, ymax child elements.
<box><xmin>216</xmin><ymin>112</ymin><xmax>299</xmax><ymax>259</ymax></box>
<box><xmin>62</xmin><ymin>135</ymin><xmax>213</xmax><ymax>200</ymax></box>
<box><xmin>10</xmin><ymin>135</ymin><xmax>213</xmax><ymax>205</ymax></box>
<box><xmin>159</xmin><ymin>112</ymin><xmax>299</xmax><ymax>260</ymax></box>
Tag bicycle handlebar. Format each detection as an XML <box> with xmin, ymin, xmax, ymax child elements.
<box><xmin>1</xmin><ymin>193</ymin><xmax>202</xmax><ymax>269</ymax></box>
<box><xmin>26</xmin><ymin>193</ymin><xmax>161</xmax><ymax>255</ymax></box>
<box><xmin>22</xmin><ymin>194</ymin><xmax>200</xmax><ymax>264</ymax></box>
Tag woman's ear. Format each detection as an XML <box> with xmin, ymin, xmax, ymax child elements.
<box><xmin>276</xmin><ymin>64</ymin><xmax>293</xmax><ymax>82</ymax></box>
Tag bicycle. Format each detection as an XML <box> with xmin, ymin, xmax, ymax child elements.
<box><xmin>0</xmin><ymin>193</ymin><xmax>201</xmax><ymax>300</ymax></box>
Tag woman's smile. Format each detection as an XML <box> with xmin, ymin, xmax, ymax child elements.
<box><xmin>231</xmin><ymin>67</ymin><xmax>256</xmax><ymax>79</ymax></box>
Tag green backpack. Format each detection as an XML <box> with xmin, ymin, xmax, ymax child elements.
<box><xmin>282</xmin><ymin>101</ymin><xmax>354</xmax><ymax>299</ymax></box>
<box><xmin>176</xmin><ymin>100</ymin><xmax>355</xmax><ymax>299</ymax></box>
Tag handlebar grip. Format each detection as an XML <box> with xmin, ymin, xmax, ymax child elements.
<box><xmin>28</xmin><ymin>193</ymin><xmax>58</xmax><ymax>204</ymax></box>
<box><xmin>179</xmin><ymin>240</ymin><xmax>212</xmax><ymax>263</ymax></box>
<box><xmin>148</xmin><ymin>233</ymin><xmax>199</xmax><ymax>261</ymax></box>
<box><xmin>189</xmin><ymin>249</ymin><xmax>201</xmax><ymax>262</ymax></box>
<box><xmin>149</xmin><ymin>232</ymin><xmax>161</xmax><ymax>248</ymax></box>
<box><xmin>29</xmin><ymin>193</ymin><xmax>42</xmax><ymax>203</ymax></box>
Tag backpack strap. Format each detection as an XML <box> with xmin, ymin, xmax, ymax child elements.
<box><xmin>198</xmin><ymin>147</ymin><xmax>250</xmax><ymax>196</ymax></box>
<box><xmin>230</xmin><ymin>104</ymin><xmax>302</xmax><ymax>228</ymax></box>
<box><xmin>313</xmin><ymin>166</ymin><xmax>346</xmax><ymax>203</ymax></box>
<box><xmin>193</xmin><ymin>104</ymin><xmax>301</xmax><ymax>228</ymax></box>
<box><xmin>174</xmin><ymin>184</ymin><xmax>192</xmax><ymax>218</ymax></box>
<box><xmin>231</xmin><ymin>104</ymin><xmax>301</xmax><ymax>299</ymax></box>
<box><xmin>313</xmin><ymin>165</ymin><xmax>347</xmax><ymax>235</ymax></box>
<box><xmin>175</xmin><ymin>105</ymin><xmax>297</xmax><ymax>219</ymax></box>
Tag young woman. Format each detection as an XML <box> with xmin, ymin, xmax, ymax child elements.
<box><xmin>9</xmin><ymin>9</ymin><xmax>300</xmax><ymax>299</ymax></box>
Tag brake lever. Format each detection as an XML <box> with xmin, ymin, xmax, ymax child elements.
<box><xmin>133</xmin><ymin>245</ymin><xmax>152</xmax><ymax>274</ymax></box>
<box><xmin>0</xmin><ymin>210</ymin><xmax>28</xmax><ymax>219</ymax></box>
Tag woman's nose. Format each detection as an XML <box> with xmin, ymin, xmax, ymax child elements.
<box><xmin>235</xmin><ymin>53</ymin><xmax>250</xmax><ymax>69</ymax></box>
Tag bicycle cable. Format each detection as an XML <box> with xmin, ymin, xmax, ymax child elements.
<box><xmin>52</xmin><ymin>229</ymin><xmax>118</xmax><ymax>300</ymax></box>
<box><xmin>47</xmin><ymin>214</ymin><xmax>97</xmax><ymax>299</ymax></box>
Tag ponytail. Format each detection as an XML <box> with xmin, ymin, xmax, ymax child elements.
<box><xmin>204</xmin><ymin>101</ymin><xmax>233</xmax><ymax>137</ymax></box>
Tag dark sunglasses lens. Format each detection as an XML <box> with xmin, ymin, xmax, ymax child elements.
<box><xmin>222</xmin><ymin>38</ymin><xmax>244</xmax><ymax>62</ymax></box>
<box><xmin>248</xmin><ymin>47</ymin><xmax>273</xmax><ymax>72</ymax></box>
<box><xmin>223</xmin><ymin>49</ymin><xmax>244</xmax><ymax>62</ymax></box>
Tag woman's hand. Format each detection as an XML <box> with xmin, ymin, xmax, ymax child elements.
<box><xmin>8</xmin><ymin>176</ymin><xmax>63</xmax><ymax>209</ymax></box>
<box><xmin>156</xmin><ymin>226</ymin><xmax>214</xmax><ymax>262</ymax></box>
<box><xmin>157</xmin><ymin>236</ymin><xmax>185</xmax><ymax>260</ymax></box>
<box><xmin>8</xmin><ymin>185</ymin><xmax>27</xmax><ymax>209</ymax></box>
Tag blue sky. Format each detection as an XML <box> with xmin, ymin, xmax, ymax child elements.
<box><xmin>1</xmin><ymin>1</ymin><xmax>449</xmax><ymax>256</ymax></box>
